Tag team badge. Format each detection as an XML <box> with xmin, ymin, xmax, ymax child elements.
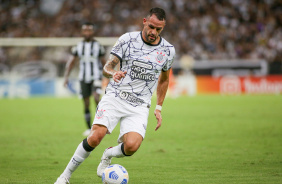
<box><xmin>155</xmin><ymin>52</ymin><xmax>165</xmax><ymax>63</ymax></box>
<box><xmin>96</xmin><ymin>109</ymin><xmax>105</xmax><ymax>119</ymax></box>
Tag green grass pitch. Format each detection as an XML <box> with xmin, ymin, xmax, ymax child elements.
<box><xmin>0</xmin><ymin>95</ymin><xmax>281</xmax><ymax>184</ymax></box>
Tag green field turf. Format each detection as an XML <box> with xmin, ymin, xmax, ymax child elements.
<box><xmin>0</xmin><ymin>95</ymin><xmax>281</xmax><ymax>184</ymax></box>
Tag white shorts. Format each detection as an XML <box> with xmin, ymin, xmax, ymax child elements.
<box><xmin>93</xmin><ymin>94</ymin><xmax>150</xmax><ymax>143</ymax></box>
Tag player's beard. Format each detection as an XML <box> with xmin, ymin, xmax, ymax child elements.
<box><xmin>145</xmin><ymin>32</ymin><xmax>156</xmax><ymax>43</ymax></box>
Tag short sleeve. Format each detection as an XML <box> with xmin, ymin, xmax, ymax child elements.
<box><xmin>110</xmin><ymin>33</ymin><xmax>130</xmax><ymax>61</ymax></box>
<box><xmin>162</xmin><ymin>46</ymin><xmax>176</xmax><ymax>72</ymax></box>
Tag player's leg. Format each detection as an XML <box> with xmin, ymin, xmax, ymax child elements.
<box><xmin>96</xmin><ymin>132</ymin><xmax>143</xmax><ymax>177</ymax></box>
<box><xmin>93</xmin><ymin>91</ymin><xmax>100</xmax><ymax>106</ymax></box>
<box><xmin>103</xmin><ymin>131</ymin><xmax>143</xmax><ymax>157</ymax></box>
<box><xmin>54</xmin><ymin>124</ymin><xmax>108</xmax><ymax>184</ymax></box>
<box><xmin>97</xmin><ymin>104</ymin><xmax>149</xmax><ymax>177</ymax></box>
<box><xmin>92</xmin><ymin>87</ymin><xmax>101</xmax><ymax>109</ymax></box>
<box><xmin>120</xmin><ymin>132</ymin><xmax>143</xmax><ymax>155</ymax></box>
<box><xmin>87</xmin><ymin>124</ymin><xmax>108</xmax><ymax>147</ymax></box>
<box><xmin>118</xmin><ymin>105</ymin><xmax>149</xmax><ymax>156</ymax></box>
<box><xmin>55</xmin><ymin>94</ymin><xmax>119</xmax><ymax>183</ymax></box>
<box><xmin>80</xmin><ymin>81</ymin><xmax>92</xmax><ymax>135</ymax></box>
<box><xmin>83</xmin><ymin>96</ymin><xmax>91</xmax><ymax>129</ymax></box>
<box><xmin>92</xmin><ymin>79</ymin><xmax>102</xmax><ymax>106</ymax></box>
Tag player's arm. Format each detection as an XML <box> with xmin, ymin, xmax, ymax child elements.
<box><xmin>154</xmin><ymin>68</ymin><xmax>170</xmax><ymax>131</ymax></box>
<box><xmin>103</xmin><ymin>54</ymin><xmax>127</xmax><ymax>83</ymax></box>
<box><xmin>99</xmin><ymin>45</ymin><xmax>106</xmax><ymax>67</ymax></box>
<box><xmin>63</xmin><ymin>55</ymin><xmax>77</xmax><ymax>87</ymax></box>
<box><xmin>100</xmin><ymin>55</ymin><xmax>106</xmax><ymax>67</ymax></box>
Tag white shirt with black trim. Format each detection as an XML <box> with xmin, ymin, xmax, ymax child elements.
<box><xmin>105</xmin><ymin>31</ymin><xmax>175</xmax><ymax>107</ymax></box>
<box><xmin>72</xmin><ymin>40</ymin><xmax>105</xmax><ymax>83</ymax></box>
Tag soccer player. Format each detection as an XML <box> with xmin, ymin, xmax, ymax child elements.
<box><xmin>63</xmin><ymin>22</ymin><xmax>106</xmax><ymax>136</ymax></box>
<box><xmin>55</xmin><ymin>7</ymin><xmax>175</xmax><ymax>184</ymax></box>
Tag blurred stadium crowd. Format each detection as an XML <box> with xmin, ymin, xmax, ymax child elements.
<box><xmin>0</xmin><ymin>0</ymin><xmax>281</xmax><ymax>73</ymax></box>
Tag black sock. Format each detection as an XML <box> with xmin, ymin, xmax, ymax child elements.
<box><xmin>121</xmin><ymin>143</ymin><xmax>131</xmax><ymax>156</ymax></box>
<box><xmin>84</xmin><ymin>109</ymin><xmax>91</xmax><ymax>129</ymax></box>
<box><xmin>82</xmin><ymin>138</ymin><xmax>95</xmax><ymax>152</ymax></box>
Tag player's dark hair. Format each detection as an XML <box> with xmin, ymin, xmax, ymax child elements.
<box><xmin>148</xmin><ymin>7</ymin><xmax>166</xmax><ymax>21</ymax></box>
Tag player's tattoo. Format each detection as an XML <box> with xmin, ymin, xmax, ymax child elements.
<box><xmin>103</xmin><ymin>54</ymin><xmax>120</xmax><ymax>78</ymax></box>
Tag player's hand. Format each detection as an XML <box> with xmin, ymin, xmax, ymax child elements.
<box><xmin>154</xmin><ymin>109</ymin><xmax>162</xmax><ymax>131</ymax></box>
<box><xmin>113</xmin><ymin>71</ymin><xmax>127</xmax><ymax>83</ymax></box>
<box><xmin>63</xmin><ymin>78</ymin><xmax>69</xmax><ymax>88</ymax></box>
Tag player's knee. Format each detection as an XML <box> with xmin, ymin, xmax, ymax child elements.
<box><xmin>87</xmin><ymin>128</ymin><xmax>106</xmax><ymax>147</ymax></box>
<box><xmin>87</xmin><ymin>135</ymin><xmax>101</xmax><ymax>147</ymax></box>
<box><xmin>124</xmin><ymin>140</ymin><xmax>141</xmax><ymax>155</ymax></box>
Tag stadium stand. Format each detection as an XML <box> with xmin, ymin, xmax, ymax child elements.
<box><xmin>0</xmin><ymin>0</ymin><xmax>281</xmax><ymax>73</ymax></box>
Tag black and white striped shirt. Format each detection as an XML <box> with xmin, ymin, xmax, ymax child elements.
<box><xmin>72</xmin><ymin>40</ymin><xmax>105</xmax><ymax>83</ymax></box>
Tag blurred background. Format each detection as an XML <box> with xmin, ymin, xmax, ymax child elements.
<box><xmin>0</xmin><ymin>0</ymin><xmax>281</xmax><ymax>98</ymax></box>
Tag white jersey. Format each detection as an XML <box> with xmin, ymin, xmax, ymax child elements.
<box><xmin>72</xmin><ymin>40</ymin><xmax>105</xmax><ymax>83</ymax></box>
<box><xmin>105</xmin><ymin>31</ymin><xmax>175</xmax><ymax>107</ymax></box>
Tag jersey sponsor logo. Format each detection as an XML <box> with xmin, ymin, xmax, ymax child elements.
<box><xmin>132</xmin><ymin>61</ymin><xmax>152</xmax><ymax>69</ymax></box>
<box><xmin>119</xmin><ymin>91</ymin><xmax>145</xmax><ymax>106</ymax></box>
<box><xmin>130</xmin><ymin>71</ymin><xmax>155</xmax><ymax>81</ymax></box>
<box><xmin>130</xmin><ymin>61</ymin><xmax>155</xmax><ymax>81</ymax></box>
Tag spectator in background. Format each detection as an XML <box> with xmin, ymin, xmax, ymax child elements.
<box><xmin>0</xmin><ymin>0</ymin><xmax>281</xmax><ymax>65</ymax></box>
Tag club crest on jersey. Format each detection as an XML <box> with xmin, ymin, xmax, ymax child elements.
<box><xmin>156</xmin><ymin>52</ymin><xmax>165</xmax><ymax>63</ymax></box>
<box><xmin>96</xmin><ymin>109</ymin><xmax>105</xmax><ymax>119</ymax></box>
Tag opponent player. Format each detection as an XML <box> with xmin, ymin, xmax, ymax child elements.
<box><xmin>63</xmin><ymin>22</ymin><xmax>106</xmax><ymax>136</ymax></box>
<box><xmin>55</xmin><ymin>7</ymin><xmax>175</xmax><ymax>184</ymax></box>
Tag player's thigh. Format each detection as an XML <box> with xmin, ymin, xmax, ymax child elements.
<box><xmin>87</xmin><ymin>124</ymin><xmax>108</xmax><ymax>147</ymax></box>
<box><xmin>118</xmin><ymin>106</ymin><xmax>149</xmax><ymax>143</ymax></box>
<box><xmin>93</xmin><ymin>95</ymin><xmax>121</xmax><ymax>134</ymax></box>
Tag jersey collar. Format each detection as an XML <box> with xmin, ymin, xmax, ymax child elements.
<box><xmin>140</xmin><ymin>31</ymin><xmax>162</xmax><ymax>46</ymax></box>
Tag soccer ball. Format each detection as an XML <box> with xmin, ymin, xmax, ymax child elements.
<box><xmin>102</xmin><ymin>164</ymin><xmax>129</xmax><ymax>184</ymax></box>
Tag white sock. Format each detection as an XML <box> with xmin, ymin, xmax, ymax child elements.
<box><xmin>61</xmin><ymin>142</ymin><xmax>91</xmax><ymax>179</ymax></box>
<box><xmin>105</xmin><ymin>143</ymin><xmax>125</xmax><ymax>158</ymax></box>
